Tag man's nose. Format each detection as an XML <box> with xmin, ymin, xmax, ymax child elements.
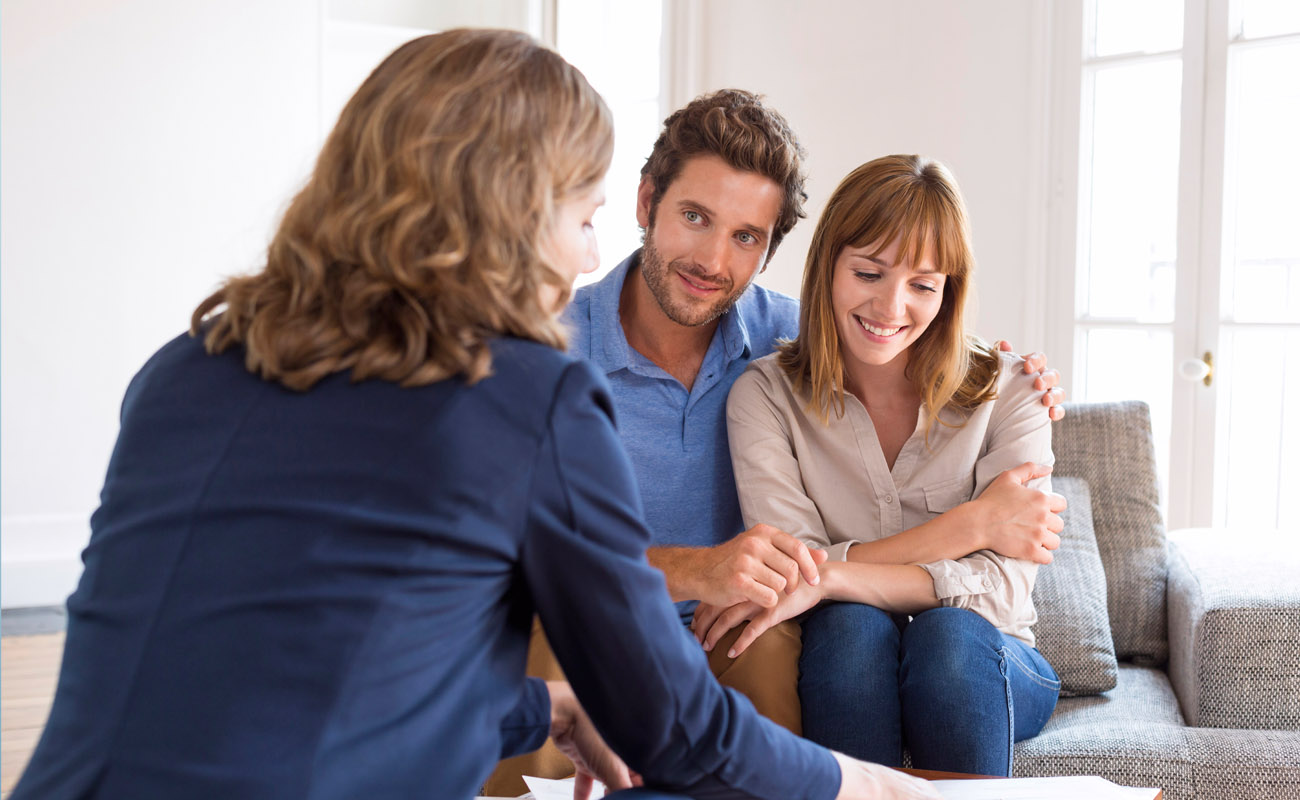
<box><xmin>694</xmin><ymin>231</ymin><xmax>729</xmax><ymax>276</ymax></box>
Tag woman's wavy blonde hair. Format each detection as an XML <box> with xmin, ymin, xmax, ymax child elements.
<box><xmin>778</xmin><ymin>155</ymin><xmax>1000</xmax><ymax>437</ymax></box>
<box><xmin>191</xmin><ymin>29</ymin><xmax>613</xmax><ymax>390</ymax></box>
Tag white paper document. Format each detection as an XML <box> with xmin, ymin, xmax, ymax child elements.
<box><xmin>932</xmin><ymin>775</ymin><xmax>1159</xmax><ymax>799</ymax></box>
<box><xmin>479</xmin><ymin>773</ymin><xmax>1160</xmax><ymax>800</ymax></box>
<box><xmin>518</xmin><ymin>775</ymin><xmax>607</xmax><ymax>800</ymax></box>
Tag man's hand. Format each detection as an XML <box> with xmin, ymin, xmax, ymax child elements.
<box><xmin>975</xmin><ymin>462</ymin><xmax>1066</xmax><ymax>563</ymax></box>
<box><xmin>997</xmin><ymin>340</ymin><xmax>1065</xmax><ymax>422</ymax></box>
<box><xmin>695</xmin><ymin>573</ymin><xmax>825</xmax><ymax>658</ymax></box>
<box><xmin>833</xmin><ymin>752</ymin><xmax>943</xmax><ymax>800</ymax></box>
<box><xmin>546</xmin><ymin>682</ymin><xmax>639</xmax><ymax>800</ymax></box>
<box><xmin>684</xmin><ymin>524</ymin><xmax>828</xmax><ymax>609</ymax></box>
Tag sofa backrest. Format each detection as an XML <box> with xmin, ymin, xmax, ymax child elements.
<box><xmin>1052</xmin><ymin>400</ymin><xmax>1168</xmax><ymax>665</ymax></box>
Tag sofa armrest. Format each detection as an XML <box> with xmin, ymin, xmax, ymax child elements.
<box><xmin>1167</xmin><ymin>528</ymin><xmax>1300</xmax><ymax>730</ymax></box>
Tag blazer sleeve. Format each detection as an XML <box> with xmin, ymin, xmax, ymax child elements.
<box><xmin>916</xmin><ymin>362</ymin><xmax>1052</xmax><ymax>639</ymax></box>
<box><xmin>497</xmin><ymin>677</ymin><xmax>551</xmax><ymax>759</ymax></box>
<box><xmin>521</xmin><ymin>360</ymin><xmax>839</xmax><ymax>800</ymax></box>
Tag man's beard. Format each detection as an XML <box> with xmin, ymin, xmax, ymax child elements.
<box><xmin>639</xmin><ymin>235</ymin><xmax>752</xmax><ymax>328</ymax></box>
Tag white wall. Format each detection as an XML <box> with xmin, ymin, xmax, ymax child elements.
<box><xmin>680</xmin><ymin>0</ymin><xmax>1053</xmax><ymax>351</ymax></box>
<box><xmin>0</xmin><ymin>0</ymin><xmax>324</xmax><ymax>607</ymax></box>
<box><xmin>0</xmin><ymin>1</ymin><xmax>554</xmax><ymax>609</ymax></box>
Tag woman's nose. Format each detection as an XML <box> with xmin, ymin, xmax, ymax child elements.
<box><xmin>879</xmin><ymin>281</ymin><xmax>907</xmax><ymax>319</ymax></box>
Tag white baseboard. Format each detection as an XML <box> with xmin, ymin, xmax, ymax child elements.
<box><xmin>2</xmin><ymin>556</ymin><xmax>82</xmax><ymax>609</ymax></box>
<box><xmin>2</xmin><ymin>514</ymin><xmax>89</xmax><ymax>609</ymax></box>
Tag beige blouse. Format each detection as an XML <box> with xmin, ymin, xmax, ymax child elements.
<box><xmin>725</xmin><ymin>351</ymin><xmax>1052</xmax><ymax>646</ymax></box>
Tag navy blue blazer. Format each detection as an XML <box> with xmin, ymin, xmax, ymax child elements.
<box><xmin>13</xmin><ymin>333</ymin><xmax>837</xmax><ymax>800</ymax></box>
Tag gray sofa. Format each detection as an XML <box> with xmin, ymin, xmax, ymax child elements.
<box><xmin>1009</xmin><ymin>401</ymin><xmax>1300</xmax><ymax>799</ymax></box>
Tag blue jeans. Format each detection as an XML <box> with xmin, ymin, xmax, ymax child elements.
<box><xmin>799</xmin><ymin>604</ymin><xmax>1060</xmax><ymax>776</ymax></box>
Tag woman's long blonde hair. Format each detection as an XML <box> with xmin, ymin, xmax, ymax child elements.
<box><xmin>778</xmin><ymin>155</ymin><xmax>1000</xmax><ymax>435</ymax></box>
<box><xmin>191</xmin><ymin>29</ymin><xmax>613</xmax><ymax>390</ymax></box>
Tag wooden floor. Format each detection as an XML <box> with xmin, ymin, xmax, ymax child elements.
<box><xmin>1</xmin><ymin>633</ymin><xmax>62</xmax><ymax>799</ymax></box>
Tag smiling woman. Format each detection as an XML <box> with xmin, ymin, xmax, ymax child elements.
<box><xmin>718</xmin><ymin>154</ymin><xmax>1066</xmax><ymax>777</ymax></box>
<box><xmin>831</xmin><ymin>238</ymin><xmax>946</xmax><ymax>375</ymax></box>
<box><xmin>781</xmin><ymin>156</ymin><xmax>998</xmax><ymax>432</ymax></box>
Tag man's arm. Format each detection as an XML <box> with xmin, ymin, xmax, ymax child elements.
<box><xmin>646</xmin><ymin>525</ymin><xmax>827</xmax><ymax>608</ymax></box>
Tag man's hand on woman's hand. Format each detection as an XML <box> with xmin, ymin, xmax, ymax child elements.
<box><xmin>977</xmin><ymin>462</ymin><xmax>1067</xmax><ymax>564</ymax></box>
<box><xmin>997</xmin><ymin>340</ymin><xmax>1066</xmax><ymax>422</ymax></box>
<box><xmin>692</xmin><ymin>569</ymin><xmax>827</xmax><ymax>658</ymax></box>
<box><xmin>832</xmin><ymin>752</ymin><xmax>943</xmax><ymax>800</ymax></box>
<box><xmin>546</xmin><ymin>681</ymin><xmax>640</xmax><ymax>800</ymax></box>
<box><xmin>687</xmin><ymin>524</ymin><xmax>828</xmax><ymax>609</ymax></box>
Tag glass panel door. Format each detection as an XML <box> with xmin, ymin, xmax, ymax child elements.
<box><xmin>1076</xmin><ymin>1</ymin><xmax>1184</xmax><ymax>512</ymax></box>
<box><xmin>1212</xmin><ymin>16</ymin><xmax>1300</xmax><ymax>527</ymax></box>
<box><xmin>1073</xmin><ymin>0</ymin><xmax>1300</xmax><ymax>529</ymax></box>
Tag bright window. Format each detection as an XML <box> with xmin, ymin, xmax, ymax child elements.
<box><xmin>1062</xmin><ymin>0</ymin><xmax>1300</xmax><ymax>529</ymax></box>
<box><xmin>556</xmin><ymin>0</ymin><xmax>664</xmax><ymax>285</ymax></box>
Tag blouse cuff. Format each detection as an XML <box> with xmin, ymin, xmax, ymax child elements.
<box><xmin>919</xmin><ymin>559</ymin><xmax>1004</xmax><ymax>601</ymax></box>
<box><xmin>820</xmin><ymin>540</ymin><xmax>858</xmax><ymax>563</ymax></box>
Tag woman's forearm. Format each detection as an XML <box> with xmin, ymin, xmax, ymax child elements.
<box><xmin>819</xmin><ymin>561</ymin><xmax>939</xmax><ymax>615</ymax></box>
<box><xmin>844</xmin><ymin>502</ymin><xmax>985</xmax><ymax>565</ymax></box>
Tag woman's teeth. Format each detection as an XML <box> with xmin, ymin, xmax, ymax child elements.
<box><xmin>857</xmin><ymin>317</ymin><xmax>901</xmax><ymax>337</ymax></box>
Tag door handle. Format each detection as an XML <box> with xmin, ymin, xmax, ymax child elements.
<box><xmin>1178</xmin><ymin>351</ymin><xmax>1213</xmax><ymax>387</ymax></box>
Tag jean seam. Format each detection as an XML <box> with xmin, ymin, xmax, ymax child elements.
<box><xmin>1001</xmin><ymin>646</ymin><xmax>1061</xmax><ymax>691</ymax></box>
<box><xmin>998</xmin><ymin>646</ymin><xmax>1013</xmax><ymax>776</ymax></box>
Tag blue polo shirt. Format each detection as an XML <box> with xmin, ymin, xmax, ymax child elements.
<box><xmin>566</xmin><ymin>249</ymin><xmax>801</xmax><ymax>550</ymax></box>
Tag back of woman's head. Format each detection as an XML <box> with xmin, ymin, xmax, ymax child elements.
<box><xmin>779</xmin><ymin>154</ymin><xmax>999</xmax><ymax>426</ymax></box>
<box><xmin>193</xmin><ymin>28</ymin><xmax>614</xmax><ymax>389</ymax></box>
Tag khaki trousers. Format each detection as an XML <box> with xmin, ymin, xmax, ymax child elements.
<box><xmin>481</xmin><ymin>617</ymin><xmax>802</xmax><ymax>798</ymax></box>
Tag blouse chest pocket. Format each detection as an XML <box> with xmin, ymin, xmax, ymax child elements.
<box><xmin>922</xmin><ymin>474</ymin><xmax>975</xmax><ymax>514</ymax></box>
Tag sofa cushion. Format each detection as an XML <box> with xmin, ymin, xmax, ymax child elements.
<box><xmin>1167</xmin><ymin>528</ymin><xmax>1300</xmax><ymax>730</ymax></box>
<box><xmin>1052</xmin><ymin>401</ymin><xmax>1168</xmax><ymax>665</ymax></box>
<box><xmin>1015</xmin><ymin>666</ymin><xmax>1300</xmax><ymax>799</ymax></box>
<box><xmin>1031</xmin><ymin>477</ymin><xmax>1118</xmax><ymax>696</ymax></box>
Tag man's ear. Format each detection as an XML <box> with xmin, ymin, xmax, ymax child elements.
<box><xmin>635</xmin><ymin>176</ymin><xmax>655</xmax><ymax>229</ymax></box>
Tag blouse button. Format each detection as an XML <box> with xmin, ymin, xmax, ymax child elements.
<box><xmin>884</xmin><ymin>494</ymin><xmax>894</xmax><ymax>504</ymax></box>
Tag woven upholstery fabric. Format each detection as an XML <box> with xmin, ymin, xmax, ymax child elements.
<box><xmin>1052</xmin><ymin>401</ymin><xmax>1167</xmax><ymax>665</ymax></box>
<box><xmin>1167</xmin><ymin>529</ymin><xmax>1300</xmax><ymax>730</ymax></box>
<box><xmin>1015</xmin><ymin>665</ymin><xmax>1300</xmax><ymax>799</ymax></box>
<box><xmin>1030</xmin><ymin>477</ymin><xmax>1118</xmax><ymax>696</ymax></box>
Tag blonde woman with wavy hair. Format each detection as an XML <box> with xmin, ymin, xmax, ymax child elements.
<box><xmin>14</xmin><ymin>30</ymin><xmax>941</xmax><ymax>800</ymax></box>
<box><xmin>192</xmin><ymin>28</ymin><xmax>608</xmax><ymax>389</ymax></box>
<box><xmin>699</xmin><ymin>155</ymin><xmax>1066</xmax><ymax>777</ymax></box>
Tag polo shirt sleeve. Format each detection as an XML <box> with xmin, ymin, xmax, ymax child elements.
<box><xmin>521</xmin><ymin>359</ymin><xmax>839</xmax><ymax>800</ymax></box>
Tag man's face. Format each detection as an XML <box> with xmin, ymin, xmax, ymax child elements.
<box><xmin>636</xmin><ymin>155</ymin><xmax>783</xmax><ymax>327</ymax></box>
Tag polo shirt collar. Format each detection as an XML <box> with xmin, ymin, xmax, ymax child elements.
<box><xmin>721</xmin><ymin>290</ymin><xmax>752</xmax><ymax>362</ymax></box>
<box><xmin>587</xmin><ymin>248</ymin><xmax>754</xmax><ymax>373</ymax></box>
<box><xmin>586</xmin><ymin>250</ymin><xmax>639</xmax><ymax>374</ymax></box>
